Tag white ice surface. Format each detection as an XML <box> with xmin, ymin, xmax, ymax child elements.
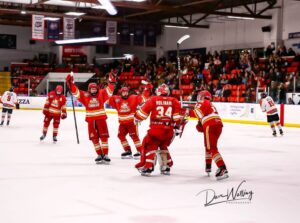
<box><xmin>0</xmin><ymin>110</ymin><xmax>300</xmax><ymax>223</ymax></box>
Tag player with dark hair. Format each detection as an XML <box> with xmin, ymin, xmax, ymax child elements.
<box><xmin>0</xmin><ymin>87</ymin><xmax>19</xmax><ymax>126</ymax></box>
<box><xmin>260</xmin><ymin>92</ymin><xmax>283</xmax><ymax>136</ymax></box>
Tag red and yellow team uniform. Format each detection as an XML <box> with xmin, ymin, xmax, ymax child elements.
<box><xmin>135</xmin><ymin>95</ymin><xmax>181</xmax><ymax>169</ymax></box>
<box><xmin>42</xmin><ymin>91</ymin><xmax>67</xmax><ymax>137</ymax></box>
<box><xmin>69</xmin><ymin>83</ymin><xmax>114</xmax><ymax>155</ymax></box>
<box><xmin>194</xmin><ymin>99</ymin><xmax>226</xmax><ymax>168</ymax></box>
<box><xmin>108</xmin><ymin>94</ymin><xmax>144</xmax><ymax>152</ymax></box>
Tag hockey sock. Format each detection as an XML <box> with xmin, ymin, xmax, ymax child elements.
<box><xmin>270</xmin><ymin>122</ymin><xmax>276</xmax><ymax>131</ymax></box>
<box><xmin>7</xmin><ymin>114</ymin><xmax>11</xmax><ymax>123</ymax></box>
<box><xmin>121</xmin><ymin>139</ymin><xmax>130</xmax><ymax>151</ymax></box>
<box><xmin>212</xmin><ymin>152</ymin><xmax>225</xmax><ymax>168</ymax></box>
<box><xmin>53</xmin><ymin>128</ymin><xmax>58</xmax><ymax>137</ymax></box>
<box><xmin>205</xmin><ymin>152</ymin><xmax>212</xmax><ymax>166</ymax></box>
<box><xmin>92</xmin><ymin>139</ymin><xmax>102</xmax><ymax>155</ymax></box>
<box><xmin>42</xmin><ymin>126</ymin><xmax>48</xmax><ymax>136</ymax></box>
<box><xmin>133</xmin><ymin>137</ymin><xmax>142</xmax><ymax>152</ymax></box>
<box><xmin>101</xmin><ymin>138</ymin><xmax>109</xmax><ymax>155</ymax></box>
<box><xmin>1</xmin><ymin>112</ymin><xmax>5</xmax><ymax>123</ymax></box>
<box><xmin>276</xmin><ymin>122</ymin><xmax>282</xmax><ymax>130</ymax></box>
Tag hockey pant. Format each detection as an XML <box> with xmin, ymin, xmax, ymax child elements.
<box><xmin>118</xmin><ymin>122</ymin><xmax>142</xmax><ymax>152</ymax></box>
<box><xmin>43</xmin><ymin>115</ymin><xmax>61</xmax><ymax>137</ymax></box>
<box><xmin>203</xmin><ymin>124</ymin><xmax>226</xmax><ymax>168</ymax></box>
<box><xmin>88</xmin><ymin>119</ymin><xmax>109</xmax><ymax>155</ymax></box>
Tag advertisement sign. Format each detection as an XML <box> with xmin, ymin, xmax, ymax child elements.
<box><xmin>63</xmin><ymin>45</ymin><xmax>86</xmax><ymax>57</ymax></box>
<box><xmin>32</xmin><ymin>15</ymin><xmax>45</xmax><ymax>40</ymax></box>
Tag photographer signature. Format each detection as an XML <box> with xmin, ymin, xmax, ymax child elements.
<box><xmin>196</xmin><ymin>180</ymin><xmax>254</xmax><ymax>207</ymax></box>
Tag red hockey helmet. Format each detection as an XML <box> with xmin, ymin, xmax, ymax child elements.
<box><xmin>120</xmin><ymin>86</ymin><xmax>129</xmax><ymax>99</ymax></box>
<box><xmin>88</xmin><ymin>83</ymin><xmax>98</xmax><ymax>96</ymax></box>
<box><xmin>156</xmin><ymin>84</ymin><xmax>170</xmax><ymax>96</ymax></box>
<box><xmin>55</xmin><ymin>85</ymin><xmax>63</xmax><ymax>95</ymax></box>
<box><xmin>197</xmin><ymin>90</ymin><xmax>212</xmax><ymax>101</ymax></box>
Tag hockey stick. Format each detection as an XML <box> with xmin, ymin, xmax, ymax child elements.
<box><xmin>69</xmin><ymin>72</ymin><xmax>80</xmax><ymax>144</ymax></box>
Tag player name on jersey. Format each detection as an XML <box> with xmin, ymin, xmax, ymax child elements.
<box><xmin>156</xmin><ymin>100</ymin><xmax>173</xmax><ymax>106</ymax></box>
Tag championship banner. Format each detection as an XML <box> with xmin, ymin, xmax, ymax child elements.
<box><xmin>120</xmin><ymin>23</ymin><xmax>130</xmax><ymax>45</ymax></box>
<box><xmin>32</xmin><ymin>15</ymin><xmax>45</xmax><ymax>40</ymax></box>
<box><xmin>133</xmin><ymin>24</ymin><xmax>144</xmax><ymax>46</ymax></box>
<box><xmin>146</xmin><ymin>25</ymin><xmax>156</xmax><ymax>47</ymax></box>
<box><xmin>106</xmin><ymin>21</ymin><xmax>117</xmax><ymax>44</ymax></box>
<box><xmin>47</xmin><ymin>20</ymin><xmax>60</xmax><ymax>41</ymax></box>
<box><xmin>63</xmin><ymin>17</ymin><xmax>75</xmax><ymax>40</ymax></box>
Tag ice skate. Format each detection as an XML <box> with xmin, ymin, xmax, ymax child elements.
<box><xmin>133</xmin><ymin>152</ymin><xmax>141</xmax><ymax>160</ymax></box>
<box><xmin>272</xmin><ymin>131</ymin><xmax>277</xmax><ymax>137</ymax></box>
<box><xmin>215</xmin><ymin>167</ymin><xmax>229</xmax><ymax>180</ymax></box>
<box><xmin>6</xmin><ymin>121</ymin><xmax>10</xmax><ymax>126</ymax></box>
<box><xmin>40</xmin><ymin>134</ymin><xmax>46</xmax><ymax>141</ymax></box>
<box><xmin>205</xmin><ymin>164</ymin><xmax>212</xmax><ymax>176</ymax></box>
<box><xmin>141</xmin><ymin>167</ymin><xmax>154</xmax><ymax>176</ymax></box>
<box><xmin>102</xmin><ymin>155</ymin><xmax>111</xmax><ymax>164</ymax></box>
<box><xmin>121</xmin><ymin>150</ymin><xmax>132</xmax><ymax>159</ymax></box>
<box><xmin>53</xmin><ymin>136</ymin><xmax>58</xmax><ymax>143</ymax></box>
<box><xmin>95</xmin><ymin>154</ymin><xmax>103</xmax><ymax>164</ymax></box>
<box><xmin>279</xmin><ymin>129</ymin><xmax>283</xmax><ymax>135</ymax></box>
<box><xmin>160</xmin><ymin>166</ymin><xmax>170</xmax><ymax>175</ymax></box>
<box><xmin>0</xmin><ymin>121</ymin><xmax>4</xmax><ymax>126</ymax></box>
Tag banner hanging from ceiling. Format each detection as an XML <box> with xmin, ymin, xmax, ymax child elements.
<box><xmin>32</xmin><ymin>15</ymin><xmax>45</xmax><ymax>40</ymax></box>
<box><xmin>63</xmin><ymin>17</ymin><xmax>75</xmax><ymax>40</ymax></box>
<box><xmin>47</xmin><ymin>20</ymin><xmax>60</xmax><ymax>41</ymax></box>
<box><xmin>106</xmin><ymin>21</ymin><xmax>117</xmax><ymax>44</ymax></box>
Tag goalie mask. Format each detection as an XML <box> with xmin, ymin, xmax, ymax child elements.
<box><xmin>55</xmin><ymin>85</ymin><xmax>63</xmax><ymax>95</ymax></box>
<box><xmin>197</xmin><ymin>90</ymin><xmax>212</xmax><ymax>101</ymax></box>
<box><xmin>120</xmin><ymin>86</ymin><xmax>129</xmax><ymax>99</ymax></box>
<box><xmin>88</xmin><ymin>83</ymin><xmax>98</xmax><ymax>96</ymax></box>
<box><xmin>156</xmin><ymin>84</ymin><xmax>170</xmax><ymax>96</ymax></box>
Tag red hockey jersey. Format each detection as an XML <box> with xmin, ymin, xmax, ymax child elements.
<box><xmin>136</xmin><ymin>95</ymin><xmax>181</xmax><ymax>129</ymax></box>
<box><xmin>108</xmin><ymin>94</ymin><xmax>143</xmax><ymax>124</ymax></box>
<box><xmin>70</xmin><ymin>83</ymin><xmax>114</xmax><ymax>122</ymax></box>
<box><xmin>43</xmin><ymin>91</ymin><xmax>67</xmax><ymax>117</ymax></box>
<box><xmin>194</xmin><ymin>99</ymin><xmax>223</xmax><ymax>129</ymax></box>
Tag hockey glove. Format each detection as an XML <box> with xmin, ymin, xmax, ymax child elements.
<box><xmin>61</xmin><ymin>113</ymin><xmax>67</xmax><ymax>119</ymax></box>
<box><xmin>16</xmin><ymin>103</ymin><xmax>20</xmax><ymax>109</ymax></box>
<box><xmin>196</xmin><ymin>121</ymin><xmax>204</xmax><ymax>132</ymax></box>
<box><xmin>66</xmin><ymin>74</ymin><xmax>74</xmax><ymax>88</ymax></box>
<box><xmin>43</xmin><ymin>109</ymin><xmax>49</xmax><ymax>116</ymax></box>
<box><xmin>174</xmin><ymin>126</ymin><xmax>182</xmax><ymax>136</ymax></box>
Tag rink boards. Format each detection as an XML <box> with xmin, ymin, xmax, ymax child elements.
<box><xmin>1</xmin><ymin>96</ymin><xmax>300</xmax><ymax>128</ymax></box>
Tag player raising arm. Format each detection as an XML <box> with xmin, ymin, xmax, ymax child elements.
<box><xmin>66</xmin><ymin>73</ymin><xmax>116</xmax><ymax>164</ymax></box>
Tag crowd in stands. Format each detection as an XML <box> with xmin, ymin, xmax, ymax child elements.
<box><xmin>8</xmin><ymin>44</ymin><xmax>300</xmax><ymax>104</ymax></box>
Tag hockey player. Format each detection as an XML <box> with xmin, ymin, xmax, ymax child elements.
<box><xmin>260</xmin><ymin>92</ymin><xmax>283</xmax><ymax>136</ymax></box>
<box><xmin>135</xmin><ymin>83</ymin><xmax>182</xmax><ymax>176</ymax></box>
<box><xmin>108</xmin><ymin>86</ymin><xmax>143</xmax><ymax>159</ymax></box>
<box><xmin>194</xmin><ymin>90</ymin><xmax>229</xmax><ymax>180</ymax></box>
<box><xmin>0</xmin><ymin>87</ymin><xmax>19</xmax><ymax>126</ymax></box>
<box><xmin>40</xmin><ymin>85</ymin><xmax>67</xmax><ymax>142</ymax></box>
<box><xmin>66</xmin><ymin>73</ymin><xmax>116</xmax><ymax>164</ymax></box>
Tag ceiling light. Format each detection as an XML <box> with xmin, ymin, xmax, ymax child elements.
<box><xmin>44</xmin><ymin>17</ymin><xmax>60</xmax><ymax>21</ymax></box>
<box><xmin>92</xmin><ymin>5</ymin><xmax>106</xmax><ymax>9</ymax></box>
<box><xmin>164</xmin><ymin>25</ymin><xmax>189</xmax><ymax>29</ymax></box>
<box><xmin>130</xmin><ymin>33</ymin><xmax>134</xmax><ymax>36</ymax></box>
<box><xmin>177</xmin><ymin>35</ymin><xmax>190</xmax><ymax>45</ymax></box>
<box><xmin>98</xmin><ymin>0</ymin><xmax>117</xmax><ymax>15</ymax></box>
<box><xmin>20</xmin><ymin>10</ymin><xmax>26</xmax><ymax>15</ymax></box>
<box><xmin>65</xmin><ymin>12</ymin><xmax>86</xmax><ymax>16</ymax></box>
<box><xmin>227</xmin><ymin>16</ymin><xmax>255</xmax><ymax>20</ymax></box>
<box><xmin>55</xmin><ymin>36</ymin><xmax>109</xmax><ymax>44</ymax></box>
